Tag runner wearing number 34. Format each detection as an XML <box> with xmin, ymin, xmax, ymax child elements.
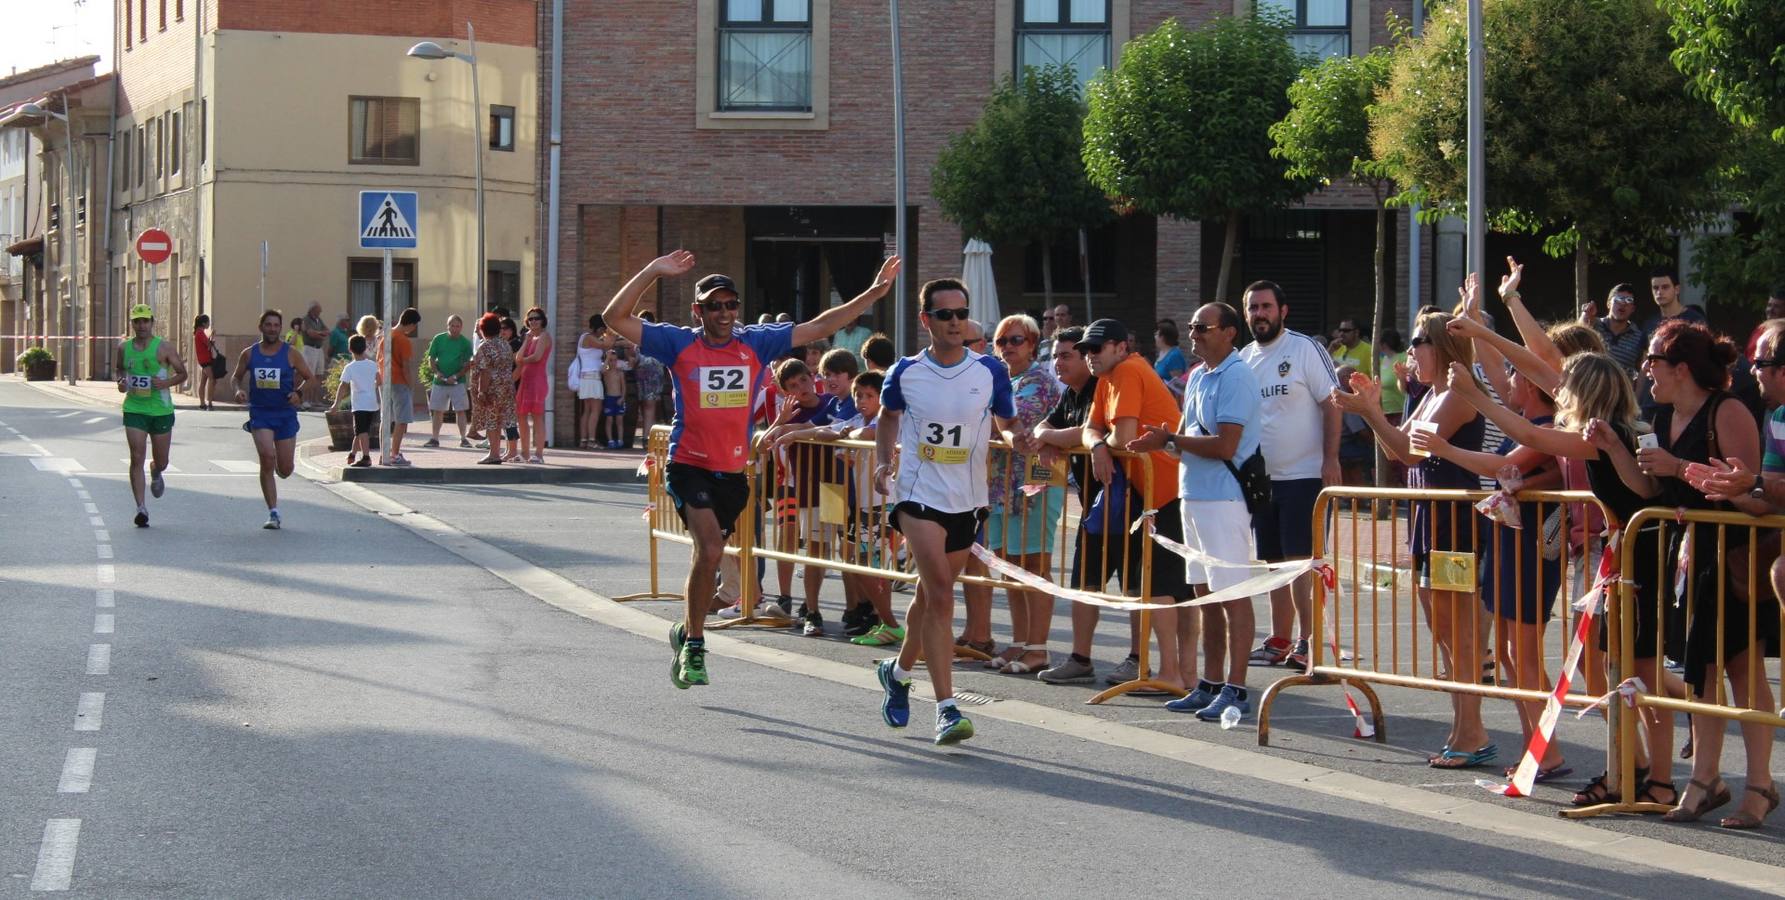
<box><xmin>602</xmin><ymin>249</ymin><xmax>901</xmax><ymax>690</ymax></box>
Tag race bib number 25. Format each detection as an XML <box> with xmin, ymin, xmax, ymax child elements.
<box><xmin>127</xmin><ymin>374</ymin><xmax>153</xmax><ymax>395</ymax></box>
<box><xmin>698</xmin><ymin>366</ymin><xmax>748</xmax><ymax>409</ymax></box>
<box><xmin>919</xmin><ymin>421</ymin><xmax>970</xmax><ymax>464</ymax></box>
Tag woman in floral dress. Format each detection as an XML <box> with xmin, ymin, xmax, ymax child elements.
<box><xmin>469</xmin><ymin>312</ymin><xmax>517</xmax><ymax>464</ymax></box>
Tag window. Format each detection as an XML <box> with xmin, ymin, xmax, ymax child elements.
<box><xmin>1017</xmin><ymin>0</ymin><xmax>1111</xmax><ymax>91</ymax></box>
<box><xmin>135</xmin><ymin>125</ymin><xmax>145</xmax><ymax>188</ymax></box>
<box><xmin>175</xmin><ymin>0</ymin><xmax>183</xmax><ymax>20</ymax></box>
<box><xmin>487</xmin><ymin>261</ymin><xmax>520</xmax><ymax>312</ymax></box>
<box><xmin>348</xmin><ymin>259</ymin><xmax>416</xmax><ymax>322</ymax></box>
<box><xmin>153</xmin><ymin>116</ymin><xmax>163</xmax><ymax>179</ymax></box>
<box><xmin>125</xmin><ymin>0</ymin><xmax>133</xmax><ymax>49</ymax></box>
<box><xmin>198</xmin><ymin>98</ymin><xmax>206</xmax><ymax>166</ymax></box>
<box><xmin>118</xmin><ymin>130</ymin><xmax>130</xmax><ymax>191</ymax></box>
<box><xmin>489</xmin><ymin>105</ymin><xmax>515</xmax><ymax>151</ymax></box>
<box><xmin>169</xmin><ymin>108</ymin><xmax>183</xmax><ymax>175</ymax></box>
<box><xmin>349</xmin><ymin>97</ymin><xmax>420</xmax><ymax>165</ymax></box>
<box><xmin>159</xmin><ymin>0</ymin><xmax>167</xmax><ymax>30</ymax></box>
<box><xmin>719</xmin><ymin>0</ymin><xmax>812</xmax><ymax>111</ymax></box>
<box><xmin>139</xmin><ymin>0</ymin><xmax>147</xmax><ymax>42</ymax></box>
<box><xmin>1259</xmin><ymin>0</ymin><xmax>1349</xmax><ymax>60</ymax></box>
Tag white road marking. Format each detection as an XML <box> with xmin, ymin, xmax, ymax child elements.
<box><xmin>93</xmin><ymin>614</ymin><xmax>113</xmax><ymax>635</ymax></box>
<box><xmin>88</xmin><ymin>516</ymin><xmax>104</xmax><ymax>527</ymax></box>
<box><xmin>94</xmin><ymin>530</ymin><xmax>109</xmax><ymax>542</ymax></box>
<box><xmin>73</xmin><ymin>693</ymin><xmax>104</xmax><ymax>731</ymax></box>
<box><xmin>86</xmin><ymin>644</ymin><xmax>110</xmax><ymax>675</ymax></box>
<box><xmin>210</xmin><ymin>459</ymin><xmax>262</xmax><ymax>473</ymax></box>
<box><xmin>75</xmin><ymin>490</ymin><xmax>90</xmax><ymax>500</ymax></box>
<box><xmin>58</xmin><ymin>749</ymin><xmax>97</xmax><ymax>793</ymax></box>
<box><xmin>67</xmin><ymin>478</ymin><xmax>82</xmax><ymax>488</ymax></box>
<box><xmin>96</xmin><ymin>545</ymin><xmax>112</xmax><ymax>560</ymax></box>
<box><xmin>83</xmin><ymin>503</ymin><xmax>99</xmax><ymax>515</ymax></box>
<box><xmin>30</xmin><ymin>453</ymin><xmax>75</xmax><ymax>469</ymax></box>
<box><xmin>116</xmin><ymin>459</ymin><xmax>181</xmax><ymax>472</ymax></box>
<box><xmin>96</xmin><ymin>565</ymin><xmax>113</xmax><ymax>584</ymax></box>
<box><xmin>29</xmin><ymin>818</ymin><xmax>80</xmax><ymax>891</ymax></box>
<box><xmin>83</xmin><ymin>416</ymin><xmax>105</xmax><ymax>425</ymax></box>
<box><xmin>95</xmin><ymin>590</ymin><xmax>113</xmax><ymax>608</ymax></box>
<box><xmin>55</xmin><ymin>411</ymin><xmax>79</xmax><ymax>418</ymax></box>
<box><xmin>78</xmin><ymin>472</ymin><xmax>251</xmax><ymax>478</ymax></box>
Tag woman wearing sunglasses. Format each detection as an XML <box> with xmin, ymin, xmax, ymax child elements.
<box><xmin>515</xmin><ymin>307</ymin><xmax>553</xmax><ymax>463</ymax></box>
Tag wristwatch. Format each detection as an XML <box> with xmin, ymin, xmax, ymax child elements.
<box><xmin>1750</xmin><ymin>474</ymin><xmax>1767</xmax><ymax>501</ymax></box>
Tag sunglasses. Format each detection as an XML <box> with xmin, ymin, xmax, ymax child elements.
<box><xmin>1754</xmin><ymin>357</ymin><xmax>1785</xmax><ymax>370</ymax></box>
<box><xmin>526</xmin><ymin>316</ymin><xmax>544</xmax><ymax>323</ymax></box>
<box><xmin>1189</xmin><ymin>322</ymin><xmax>1225</xmax><ymax>334</ymax></box>
<box><xmin>1339</xmin><ymin>326</ymin><xmax>1359</xmax><ymax>333</ymax></box>
<box><xmin>925</xmin><ymin>308</ymin><xmax>970</xmax><ymax>322</ymax></box>
<box><xmin>1644</xmin><ymin>353</ymin><xmax>1672</xmax><ymax>365</ymax></box>
<box><xmin>994</xmin><ymin>335</ymin><xmax>1028</xmax><ymax>348</ymax></box>
<box><xmin>699</xmin><ymin>298</ymin><xmax>742</xmax><ymax>312</ymax></box>
<box><xmin>1409</xmin><ymin>336</ymin><xmax>1432</xmax><ymax>348</ymax></box>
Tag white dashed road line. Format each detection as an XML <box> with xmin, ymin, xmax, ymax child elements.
<box><xmin>96</xmin><ymin>564</ymin><xmax>113</xmax><ymax>584</ymax></box>
<box><xmin>96</xmin><ymin>545</ymin><xmax>112</xmax><ymax>560</ymax></box>
<box><xmin>95</xmin><ymin>590</ymin><xmax>113</xmax><ymax>609</ymax></box>
<box><xmin>94</xmin><ymin>615</ymin><xmax>114</xmax><ymax>635</ymax></box>
<box><xmin>86</xmin><ymin>645</ymin><xmax>111</xmax><ymax>676</ymax></box>
<box><xmin>29</xmin><ymin>819</ymin><xmax>81</xmax><ymax>891</ymax></box>
<box><xmin>57</xmin><ymin>749</ymin><xmax>97</xmax><ymax>794</ymax></box>
<box><xmin>73</xmin><ymin>693</ymin><xmax>104</xmax><ymax>732</ymax></box>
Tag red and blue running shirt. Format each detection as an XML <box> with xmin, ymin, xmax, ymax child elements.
<box><xmin>639</xmin><ymin>321</ymin><xmax>794</xmax><ymax>473</ymax></box>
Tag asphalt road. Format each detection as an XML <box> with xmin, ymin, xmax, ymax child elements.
<box><xmin>2</xmin><ymin>380</ymin><xmax>1780</xmax><ymax>898</ymax></box>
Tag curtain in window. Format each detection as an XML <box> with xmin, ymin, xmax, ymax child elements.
<box><xmin>1019</xmin><ymin>33</ymin><xmax>1109</xmax><ymax>89</ymax></box>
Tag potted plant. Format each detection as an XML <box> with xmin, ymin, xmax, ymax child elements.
<box><xmin>16</xmin><ymin>346</ymin><xmax>56</xmax><ymax>381</ymax></box>
<box><xmin>321</xmin><ymin>357</ymin><xmax>378</xmax><ymax>452</ymax></box>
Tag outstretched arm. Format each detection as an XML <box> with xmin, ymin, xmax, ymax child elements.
<box><xmin>602</xmin><ymin>251</ymin><xmax>697</xmax><ymax>346</ymax></box>
<box><xmin>792</xmin><ymin>256</ymin><xmax>901</xmax><ymax>346</ymax></box>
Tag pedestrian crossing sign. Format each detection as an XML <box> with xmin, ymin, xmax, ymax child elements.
<box><xmin>359</xmin><ymin>191</ymin><xmax>419</xmax><ymax>249</ymax></box>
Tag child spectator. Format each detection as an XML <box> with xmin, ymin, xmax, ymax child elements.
<box><xmin>601</xmin><ymin>340</ymin><xmax>633</xmax><ymax>449</ymax></box>
<box><xmin>330</xmin><ymin>335</ymin><xmax>380</xmax><ymax>468</ymax></box>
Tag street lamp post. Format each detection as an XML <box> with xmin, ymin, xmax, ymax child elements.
<box><xmin>408</xmin><ymin>24</ymin><xmax>485</xmax><ymax>324</ymax></box>
<box><xmin>21</xmin><ymin>102</ymin><xmax>79</xmax><ymax>385</ymax></box>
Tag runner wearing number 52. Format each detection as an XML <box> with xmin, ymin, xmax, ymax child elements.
<box><xmin>603</xmin><ymin>249</ymin><xmax>902</xmax><ymax>690</ymax></box>
<box><xmin>117</xmin><ymin>304</ymin><xmax>189</xmax><ymax>528</ymax></box>
<box><xmin>874</xmin><ymin>278</ymin><xmax>1018</xmax><ymax>745</ymax></box>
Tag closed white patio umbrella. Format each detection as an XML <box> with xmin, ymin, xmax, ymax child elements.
<box><xmin>961</xmin><ymin>239</ymin><xmax>1000</xmax><ymax>329</ymax></box>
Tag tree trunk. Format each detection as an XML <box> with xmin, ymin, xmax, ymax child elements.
<box><xmin>1372</xmin><ymin>203</ymin><xmax>1390</xmax><ymax>488</ymax></box>
<box><xmin>1040</xmin><ymin>238</ymin><xmax>1054</xmax><ymax>311</ymax></box>
<box><xmin>1216</xmin><ymin>211</ymin><xmax>1240</xmax><ymax>302</ymax></box>
<box><xmin>1574</xmin><ymin>238</ymin><xmax>1590</xmax><ymax>315</ymax></box>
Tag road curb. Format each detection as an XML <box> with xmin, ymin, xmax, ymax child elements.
<box><xmin>294</xmin><ymin>437</ymin><xmax>640</xmax><ymax>485</ymax></box>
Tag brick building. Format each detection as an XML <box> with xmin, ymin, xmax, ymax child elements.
<box><xmin>540</xmin><ymin>0</ymin><xmax>1446</xmax><ymax>444</ymax></box>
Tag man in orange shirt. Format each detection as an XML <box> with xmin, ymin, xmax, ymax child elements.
<box><xmin>1071</xmin><ymin>318</ymin><xmax>1192</xmax><ymax>695</ymax></box>
<box><xmin>379</xmin><ymin>307</ymin><xmax>421</xmax><ymax>465</ymax></box>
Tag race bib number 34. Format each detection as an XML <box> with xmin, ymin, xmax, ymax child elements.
<box><xmin>254</xmin><ymin>367</ymin><xmax>282</xmax><ymax>390</ymax></box>
<box><xmin>698</xmin><ymin>366</ymin><xmax>748</xmax><ymax>409</ymax></box>
<box><xmin>919</xmin><ymin>421</ymin><xmax>970</xmax><ymax>464</ymax></box>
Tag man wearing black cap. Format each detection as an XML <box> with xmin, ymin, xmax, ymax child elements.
<box><xmin>603</xmin><ymin>250</ymin><xmax>900</xmax><ymax>690</ymax></box>
<box><xmin>1072</xmin><ymin>318</ymin><xmax>1194</xmax><ymax>697</ymax></box>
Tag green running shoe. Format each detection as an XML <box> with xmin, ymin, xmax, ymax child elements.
<box><xmin>850</xmin><ymin>623</ymin><xmax>905</xmax><ymax>646</ymax></box>
<box><xmin>935</xmin><ymin>704</ymin><xmax>974</xmax><ymax>745</ymax></box>
<box><xmin>679</xmin><ymin>638</ymin><xmax>709</xmax><ymax>687</ymax></box>
<box><xmin>670</xmin><ymin>622</ymin><xmax>689</xmax><ymax>689</ymax></box>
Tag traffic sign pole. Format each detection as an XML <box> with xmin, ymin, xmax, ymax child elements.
<box><xmin>380</xmin><ymin>249</ymin><xmax>394</xmax><ymax>465</ymax></box>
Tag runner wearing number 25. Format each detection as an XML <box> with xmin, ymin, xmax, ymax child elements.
<box><xmin>603</xmin><ymin>249</ymin><xmax>901</xmax><ymax>690</ymax></box>
<box><xmin>117</xmin><ymin>303</ymin><xmax>189</xmax><ymax>528</ymax></box>
<box><xmin>874</xmin><ymin>278</ymin><xmax>1018</xmax><ymax>745</ymax></box>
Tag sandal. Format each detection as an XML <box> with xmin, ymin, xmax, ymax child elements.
<box><xmin>1002</xmin><ymin>645</ymin><xmax>1050</xmax><ymax>676</ymax></box>
<box><xmin>1662</xmin><ymin>777</ymin><xmax>1730</xmax><ymax>822</ymax></box>
<box><xmin>1429</xmin><ymin>744</ymin><xmax>1498</xmax><ymax>770</ymax></box>
<box><xmin>954</xmin><ymin>637</ymin><xmax>995</xmax><ymax>657</ymax></box>
<box><xmin>1719</xmin><ymin>783</ymin><xmax>1781</xmax><ymax>830</ymax></box>
<box><xmin>1572</xmin><ymin>766</ymin><xmax>1647</xmax><ymax>808</ymax></box>
<box><xmin>1636</xmin><ymin>778</ymin><xmax>1678</xmax><ymax>807</ymax></box>
<box><xmin>1505</xmin><ymin>764</ymin><xmax>1573</xmax><ymax>784</ymax></box>
<box><xmin>984</xmin><ymin>645</ymin><xmax>1024</xmax><ymax>670</ymax></box>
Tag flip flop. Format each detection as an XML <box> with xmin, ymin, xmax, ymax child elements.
<box><xmin>1429</xmin><ymin>744</ymin><xmax>1498</xmax><ymax>770</ymax></box>
<box><xmin>1505</xmin><ymin>764</ymin><xmax>1574</xmax><ymax>784</ymax></box>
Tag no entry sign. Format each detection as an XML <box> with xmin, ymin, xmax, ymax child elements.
<box><xmin>135</xmin><ymin>228</ymin><xmax>172</xmax><ymax>265</ymax></box>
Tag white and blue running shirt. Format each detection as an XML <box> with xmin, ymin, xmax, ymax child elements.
<box><xmin>880</xmin><ymin>349</ymin><xmax>1015</xmax><ymax>514</ymax></box>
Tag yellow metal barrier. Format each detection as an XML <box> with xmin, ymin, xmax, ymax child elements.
<box><xmin>1568</xmin><ymin>507</ymin><xmax>1785</xmax><ymax>819</ymax></box>
<box><xmin>1257</xmin><ymin>486</ymin><xmax>1617</xmax><ymax>752</ymax></box>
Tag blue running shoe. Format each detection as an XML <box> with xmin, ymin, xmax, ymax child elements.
<box><xmin>670</xmin><ymin>622</ymin><xmax>689</xmax><ymax>690</ymax></box>
<box><xmin>1165</xmin><ymin>684</ymin><xmax>1219</xmax><ymax>713</ymax></box>
<box><xmin>934</xmin><ymin>704</ymin><xmax>975</xmax><ymax>745</ymax></box>
<box><xmin>1194</xmin><ymin>684</ymin><xmax>1251</xmax><ymax>722</ymax></box>
<box><xmin>877</xmin><ymin>659</ymin><xmax>910</xmax><ymax>728</ymax></box>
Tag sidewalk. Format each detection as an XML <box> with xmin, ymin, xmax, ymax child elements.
<box><xmin>13</xmin><ymin>374</ymin><xmax>643</xmax><ymax>485</ymax></box>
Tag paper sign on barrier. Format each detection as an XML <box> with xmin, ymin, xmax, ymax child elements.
<box><xmin>819</xmin><ymin>482</ymin><xmax>848</xmax><ymax>525</ymax></box>
<box><xmin>1428</xmin><ymin>551</ymin><xmax>1477</xmax><ymax>593</ymax></box>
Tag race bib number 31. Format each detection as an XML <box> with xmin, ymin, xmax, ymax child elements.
<box><xmin>254</xmin><ymin>367</ymin><xmax>282</xmax><ymax>390</ymax></box>
<box><xmin>698</xmin><ymin>366</ymin><xmax>748</xmax><ymax>409</ymax></box>
<box><xmin>919</xmin><ymin>421</ymin><xmax>970</xmax><ymax>464</ymax></box>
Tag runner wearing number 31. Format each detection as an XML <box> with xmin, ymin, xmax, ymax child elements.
<box><xmin>603</xmin><ymin>250</ymin><xmax>901</xmax><ymax>690</ymax></box>
<box><xmin>874</xmin><ymin>278</ymin><xmax>1018</xmax><ymax>745</ymax></box>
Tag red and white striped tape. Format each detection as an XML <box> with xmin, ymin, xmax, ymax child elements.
<box><xmin>1479</xmin><ymin>542</ymin><xmax>1618</xmax><ymax>798</ymax></box>
<box><xmin>1313</xmin><ymin>563</ymin><xmax>1377</xmax><ymax>739</ymax></box>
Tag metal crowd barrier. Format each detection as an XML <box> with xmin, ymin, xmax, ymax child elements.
<box><xmin>1257</xmin><ymin>486</ymin><xmax>1617</xmax><ymax>753</ymax></box>
<box><xmin>630</xmin><ymin>426</ymin><xmax>1194</xmax><ymax>702</ymax></box>
<box><xmin>1568</xmin><ymin>507</ymin><xmax>1785</xmax><ymax>819</ymax></box>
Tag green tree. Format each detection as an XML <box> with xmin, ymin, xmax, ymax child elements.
<box><xmin>1662</xmin><ymin>0</ymin><xmax>1785</xmax><ymax>311</ymax></box>
<box><xmin>1371</xmin><ymin>0</ymin><xmax>1728</xmax><ymax>307</ymax></box>
<box><xmin>1082</xmin><ymin>14</ymin><xmax>1313</xmax><ymax>302</ymax></box>
<box><xmin>932</xmin><ymin>65</ymin><xmax>1112</xmax><ymax>307</ymax></box>
<box><xmin>1271</xmin><ymin>42</ymin><xmax>1397</xmax><ymax>369</ymax></box>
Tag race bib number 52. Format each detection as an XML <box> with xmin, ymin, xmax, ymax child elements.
<box><xmin>254</xmin><ymin>367</ymin><xmax>282</xmax><ymax>390</ymax></box>
<box><xmin>698</xmin><ymin>366</ymin><xmax>748</xmax><ymax>409</ymax></box>
<box><xmin>919</xmin><ymin>421</ymin><xmax>970</xmax><ymax>464</ymax></box>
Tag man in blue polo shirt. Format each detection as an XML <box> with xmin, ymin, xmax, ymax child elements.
<box><xmin>1130</xmin><ymin>301</ymin><xmax>1262</xmax><ymax>722</ymax></box>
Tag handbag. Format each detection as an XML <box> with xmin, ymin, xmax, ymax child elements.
<box><xmin>208</xmin><ymin>345</ymin><xmax>227</xmax><ymax>378</ymax></box>
<box><xmin>1222</xmin><ymin>449</ymin><xmax>1272</xmax><ymax>518</ymax></box>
